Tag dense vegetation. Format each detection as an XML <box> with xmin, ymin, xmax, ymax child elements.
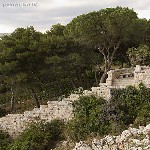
<box><xmin>0</xmin><ymin>7</ymin><xmax>150</xmax><ymax>113</ymax></box>
<box><xmin>1</xmin><ymin>85</ymin><xmax>149</xmax><ymax>149</ymax></box>
<box><xmin>0</xmin><ymin>6</ymin><xmax>150</xmax><ymax>149</ymax></box>
<box><xmin>65</xmin><ymin>84</ymin><xmax>150</xmax><ymax>141</ymax></box>
<box><xmin>0</xmin><ymin>120</ymin><xmax>65</xmax><ymax>150</ymax></box>
<box><xmin>0</xmin><ymin>130</ymin><xmax>12</xmax><ymax>150</ymax></box>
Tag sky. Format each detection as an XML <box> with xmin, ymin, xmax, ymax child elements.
<box><xmin>0</xmin><ymin>0</ymin><xmax>150</xmax><ymax>33</ymax></box>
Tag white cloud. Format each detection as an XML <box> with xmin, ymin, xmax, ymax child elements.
<box><xmin>0</xmin><ymin>0</ymin><xmax>150</xmax><ymax>33</ymax></box>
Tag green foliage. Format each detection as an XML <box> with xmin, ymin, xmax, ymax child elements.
<box><xmin>134</xmin><ymin>101</ymin><xmax>150</xmax><ymax>126</ymax></box>
<box><xmin>111</xmin><ymin>84</ymin><xmax>150</xmax><ymax>126</ymax></box>
<box><xmin>65</xmin><ymin>7</ymin><xmax>137</xmax><ymax>45</ymax></box>
<box><xmin>1</xmin><ymin>7</ymin><xmax>149</xmax><ymax>110</ymax></box>
<box><xmin>0</xmin><ymin>26</ymin><xmax>44</xmax><ymax>108</ymax></box>
<box><xmin>66</xmin><ymin>84</ymin><xmax>150</xmax><ymax>141</ymax></box>
<box><xmin>0</xmin><ymin>25</ymin><xmax>99</xmax><ymax>109</ymax></box>
<box><xmin>0</xmin><ymin>130</ymin><xmax>12</xmax><ymax>150</ymax></box>
<box><xmin>65</xmin><ymin>96</ymin><xmax>106</xmax><ymax>141</ymax></box>
<box><xmin>65</xmin><ymin>7</ymin><xmax>139</xmax><ymax>82</ymax></box>
<box><xmin>0</xmin><ymin>107</ymin><xmax>6</xmax><ymax>117</ymax></box>
<box><xmin>127</xmin><ymin>44</ymin><xmax>150</xmax><ymax>66</ymax></box>
<box><xmin>8</xmin><ymin>119</ymin><xmax>65</xmax><ymax>150</ymax></box>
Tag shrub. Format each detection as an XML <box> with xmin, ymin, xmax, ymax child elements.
<box><xmin>0</xmin><ymin>130</ymin><xmax>12</xmax><ymax>150</ymax></box>
<box><xmin>44</xmin><ymin>119</ymin><xmax>65</xmax><ymax>141</ymax></box>
<box><xmin>110</xmin><ymin>84</ymin><xmax>150</xmax><ymax>126</ymax></box>
<box><xmin>66</xmin><ymin>84</ymin><xmax>150</xmax><ymax>141</ymax></box>
<box><xmin>134</xmin><ymin>102</ymin><xmax>150</xmax><ymax>126</ymax></box>
<box><xmin>0</xmin><ymin>107</ymin><xmax>6</xmax><ymax>118</ymax></box>
<box><xmin>8</xmin><ymin>119</ymin><xmax>65</xmax><ymax>150</ymax></box>
<box><xmin>65</xmin><ymin>95</ymin><xmax>106</xmax><ymax>141</ymax></box>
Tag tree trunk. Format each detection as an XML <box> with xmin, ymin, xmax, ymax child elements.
<box><xmin>10</xmin><ymin>86</ymin><xmax>15</xmax><ymax>112</ymax></box>
<box><xmin>71</xmin><ymin>79</ymin><xmax>76</xmax><ymax>89</ymax></box>
<box><xmin>98</xmin><ymin>42</ymin><xmax>120</xmax><ymax>83</ymax></box>
<box><xmin>95</xmin><ymin>71</ymin><xmax>98</xmax><ymax>86</ymax></box>
<box><xmin>31</xmin><ymin>88</ymin><xmax>40</xmax><ymax>108</ymax></box>
<box><xmin>121</xmin><ymin>61</ymin><xmax>124</xmax><ymax>68</ymax></box>
<box><xmin>10</xmin><ymin>82</ymin><xmax>15</xmax><ymax>113</ymax></box>
<box><xmin>100</xmin><ymin>71</ymin><xmax>108</xmax><ymax>83</ymax></box>
<box><xmin>100</xmin><ymin>62</ymin><xmax>111</xmax><ymax>83</ymax></box>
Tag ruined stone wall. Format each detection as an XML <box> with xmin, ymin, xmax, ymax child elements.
<box><xmin>0</xmin><ymin>98</ymin><xmax>75</xmax><ymax>138</ymax></box>
<box><xmin>82</xmin><ymin>84</ymin><xmax>112</xmax><ymax>100</ymax></box>
<box><xmin>107</xmin><ymin>68</ymin><xmax>134</xmax><ymax>82</ymax></box>
<box><xmin>1</xmin><ymin>65</ymin><xmax>150</xmax><ymax>138</ymax></box>
<box><xmin>0</xmin><ymin>86</ymin><xmax>111</xmax><ymax>138</ymax></box>
<box><xmin>134</xmin><ymin>66</ymin><xmax>150</xmax><ymax>87</ymax></box>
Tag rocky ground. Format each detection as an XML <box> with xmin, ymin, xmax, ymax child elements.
<box><xmin>72</xmin><ymin>124</ymin><xmax>150</xmax><ymax>150</ymax></box>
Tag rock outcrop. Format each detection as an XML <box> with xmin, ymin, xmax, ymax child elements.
<box><xmin>73</xmin><ymin>124</ymin><xmax>150</xmax><ymax>150</ymax></box>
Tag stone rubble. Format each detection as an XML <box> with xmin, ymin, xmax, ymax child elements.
<box><xmin>73</xmin><ymin>124</ymin><xmax>150</xmax><ymax>150</ymax></box>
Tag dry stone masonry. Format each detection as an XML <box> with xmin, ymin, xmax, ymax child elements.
<box><xmin>0</xmin><ymin>65</ymin><xmax>150</xmax><ymax>138</ymax></box>
<box><xmin>0</xmin><ymin>99</ymin><xmax>75</xmax><ymax>138</ymax></box>
<box><xmin>83</xmin><ymin>65</ymin><xmax>150</xmax><ymax>100</ymax></box>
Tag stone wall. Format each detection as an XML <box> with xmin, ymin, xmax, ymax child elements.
<box><xmin>0</xmin><ymin>98</ymin><xmax>75</xmax><ymax>138</ymax></box>
<box><xmin>0</xmin><ymin>85</ymin><xmax>112</xmax><ymax>138</ymax></box>
<box><xmin>1</xmin><ymin>65</ymin><xmax>150</xmax><ymax>138</ymax></box>
<box><xmin>134</xmin><ymin>65</ymin><xmax>150</xmax><ymax>87</ymax></box>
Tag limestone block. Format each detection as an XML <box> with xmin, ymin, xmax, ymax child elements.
<box><xmin>92</xmin><ymin>138</ymin><xmax>103</xmax><ymax>150</ymax></box>
<box><xmin>104</xmin><ymin>135</ymin><xmax>115</xmax><ymax>145</ymax></box>
<box><xmin>132</xmin><ymin>139</ymin><xmax>141</xmax><ymax>146</ymax></box>
<box><xmin>102</xmin><ymin>144</ymin><xmax>109</xmax><ymax>150</ymax></box>
<box><xmin>128</xmin><ymin>127</ymin><xmax>139</xmax><ymax>136</ymax></box>
<box><xmin>47</xmin><ymin>101</ymin><xmax>58</xmax><ymax>107</ymax></box>
<box><xmin>83</xmin><ymin>90</ymin><xmax>89</xmax><ymax>95</ymax></box>
<box><xmin>97</xmin><ymin>90</ymin><xmax>103</xmax><ymax>96</ymax></box>
<box><xmin>106</xmin><ymin>79</ymin><xmax>112</xmax><ymax>86</ymax></box>
<box><xmin>69</xmin><ymin>94</ymin><xmax>80</xmax><ymax>101</ymax></box>
<box><xmin>87</xmin><ymin>91</ymin><xmax>93</xmax><ymax>95</ymax></box>
<box><xmin>121</xmin><ymin>130</ymin><xmax>132</xmax><ymax>139</ymax></box>
<box><xmin>143</xmin><ymin>124</ymin><xmax>150</xmax><ymax>135</ymax></box>
<box><xmin>73</xmin><ymin>141</ymin><xmax>92</xmax><ymax>150</ymax></box>
<box><xmin>135</xmin><ymin>65</ymin><xmax>141</xmax><ymax>73</ymax></box>
<box><xmin>40</xmin><ymin>105</ymin><xmax>48</xmax><ymax>110</ymax></box>
<box><xmin>141</xmin><ymin>139</ymin><xmax>150</xmax><ymax>145</ymax></box>
<box><xmin>144</xmin><ymin>145</ymin><xmax>150</xmax><ymax>150</ymax></box>
<box><xmin>62</xmin><ymin>97</ymin><xmax>70</xmax><ymax>101</ymax></box>
<box><xmin>91</xmin><ymin>87</ymin><xmax>100</xmax><ymax>94</ymax></box>
<box><xmin>24</xmin><ymin>111</ymin><xmax>33</xmax><ymax>117</ymax></box>
<box><xmin>107</xmin><ymin>70</ymin><xmax>114</xmax><ymax>79</ymax></box>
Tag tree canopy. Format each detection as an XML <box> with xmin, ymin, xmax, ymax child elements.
<box><xmin>64</xmin><ymin>7</ymin><xmax>139</xmax><ymax>82</ymax></box>
<box><xmin>0</xmin><ymin>7</ymin><xmax>150</xmax><ymax>112</ymax></box>
<box><xmin>127</xmin><ymin>44</ymin><xmax>150</xmax><ymax>66</ymax></box>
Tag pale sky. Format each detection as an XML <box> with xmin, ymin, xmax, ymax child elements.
<box><xmin>0</xmin><ymin>0</ymin><xmax>150</xmax><ymax>33</ymax></box>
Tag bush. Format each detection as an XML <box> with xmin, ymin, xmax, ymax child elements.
<box><xmin>0</xmin><ymin>130</ymin><xmax>12</xmax><ymax>150</ymax></box>
<box><xmin>0</xmin><ymin>107</ymin><xmax>6</xmax><ymax>118</ymax></box>
<box><xmin>134</xmin><ymin>102</ymin><xmax>150</xmax><ymax>126</ymax></box>
<box><xmin>8</xmin><ymin>119</ymin><xmax>65</xmax><ymax>150</ymax></box>
<box><xmin>66</xmin><ymin>84</ymin><xmax>150</xmax><ymax>141</ymax></box>
<box><xmin>65</xmin><ymin>96</ymin><xmax>106</xmax><ymax>141</ymax></box>
<box><xmin>110</xmin><ymin>84</ymin><xmax>150</xmax><ymax>126</ymax></box>
<box><xmin>44</xmin><ymin>119</ymin><xmax>65</xmax><ymax>141</ymax></box>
